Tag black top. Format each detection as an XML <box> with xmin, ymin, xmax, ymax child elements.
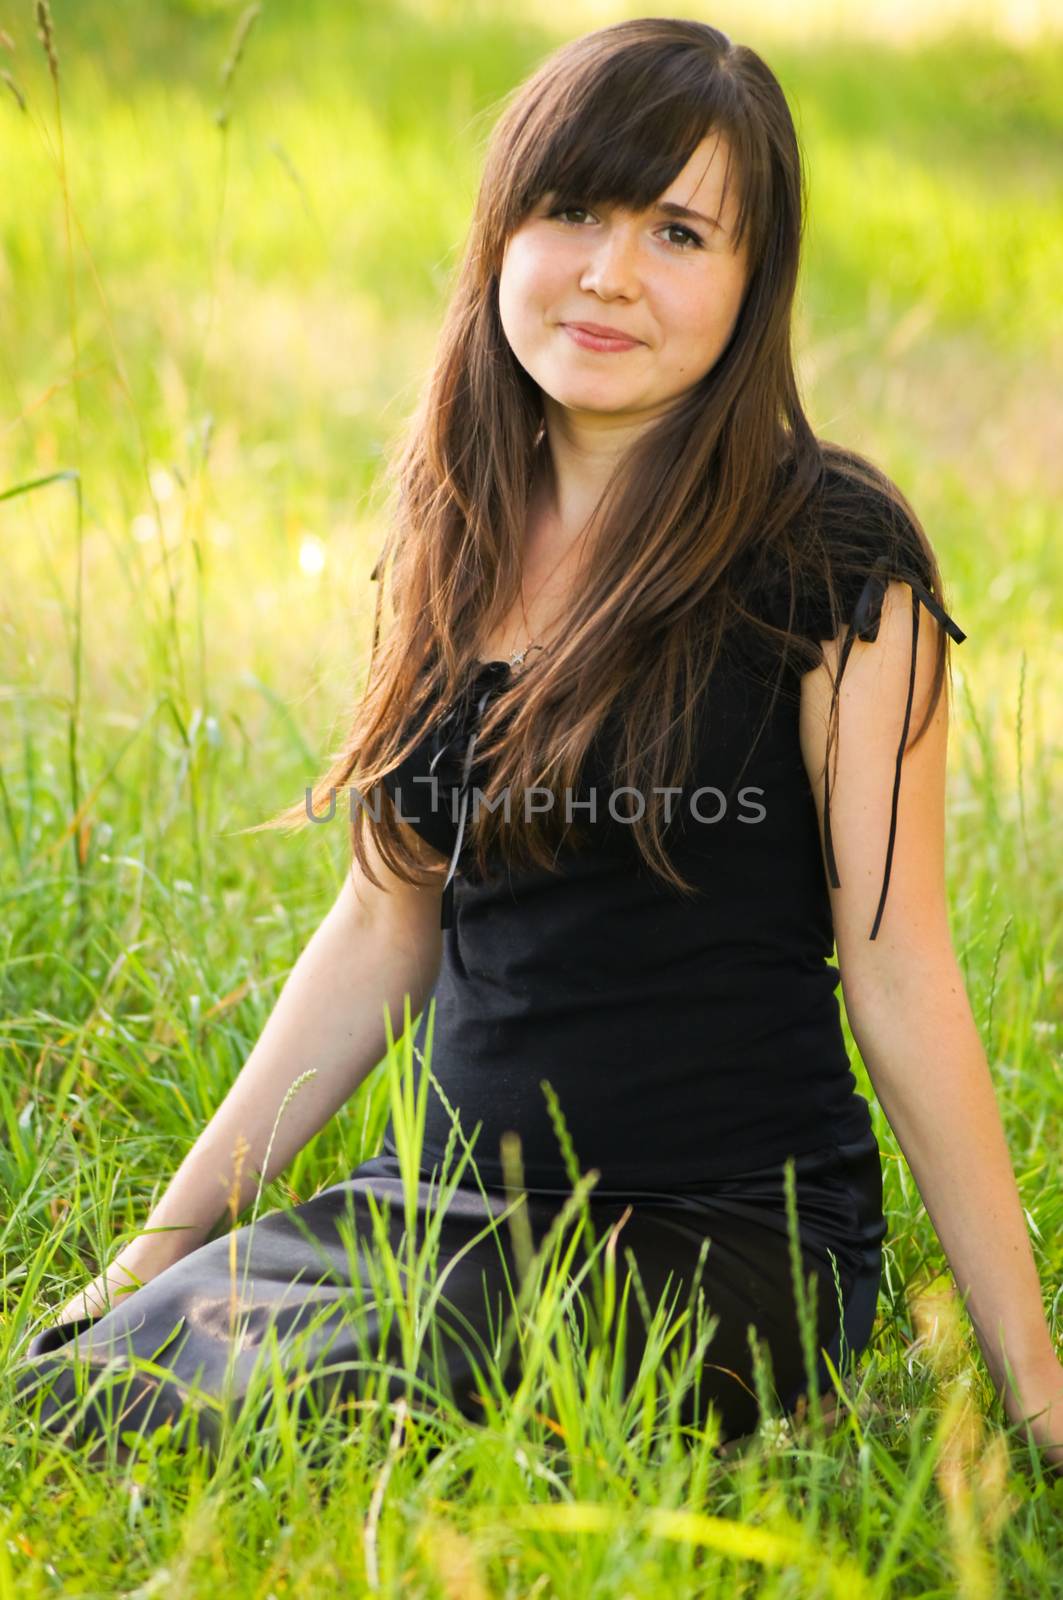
<box><xmin>377</xmin><ymin>479</ymin><xmax>966</xmax><ymax>1189</ymax></box>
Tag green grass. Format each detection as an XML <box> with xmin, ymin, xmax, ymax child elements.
<box><xmin>1</xmin><ymin>1</ymin><xmax>1062</xmax><ymax>1593</ymax></box>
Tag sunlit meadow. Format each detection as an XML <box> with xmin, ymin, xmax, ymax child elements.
<box><xmin>1</xmin><ymin>0</ymin><xmax>1061</xmax><ymax>1593</ymax></box>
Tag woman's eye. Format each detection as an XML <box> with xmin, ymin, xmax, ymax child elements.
<box><xmin>661</xmin><ymin>223</ymin><xmax>704</xmax><ymax>250</ymax></box>
<box><xmin>549</xmin><ymin>208</ymin><xmax>703</xmax><ymax>250</ymax></box>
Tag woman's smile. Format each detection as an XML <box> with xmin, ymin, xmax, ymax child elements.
<box><xmin>561</xmin><ymin>321</ymin><xmax>644</xmax><ymax>353</ymax></box>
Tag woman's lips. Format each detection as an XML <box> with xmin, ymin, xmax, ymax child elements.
<box><xmin>561</xmin><ymin>323</ymin><xmax>643</xmax><ymax>353</ymax></box>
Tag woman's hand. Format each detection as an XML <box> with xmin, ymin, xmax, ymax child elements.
<box><xmin>25</xmin><ymin>1234</ymin><xmax>202</xmax><ymax>1361</ymax></box>
<box><xmin>54</xmin><ymin>1262</ymin><xmax>145</xmax><ymax>1327</ymax></box>
<box><xmin>1004</xmin><ymin>1351</ymin><xmax>1063</xmax><ymax>1474</ymax></box>
<box><xmin>43</xmin><ymin>1235</ymin><xmax>190</xmax><ymax>1335</ymax></box>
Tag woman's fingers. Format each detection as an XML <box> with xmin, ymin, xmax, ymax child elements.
<box><xmin>23</xmin><ymin>1311</ymin><xmax>100</xmax><ymax>1359</ymax></box>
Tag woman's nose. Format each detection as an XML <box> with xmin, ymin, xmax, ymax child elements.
<box><xmin>578</xmin><ymin>222</ymin><xmax>641</xmax><ymax>299</ymax></box>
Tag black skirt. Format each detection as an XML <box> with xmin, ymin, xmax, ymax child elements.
<box><xmin>15</xmin><ymin>1130</ymin><xmax>886</xmax><ymax>1454</ymax></box>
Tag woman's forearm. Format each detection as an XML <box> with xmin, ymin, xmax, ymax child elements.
<box><xmin>844</xmin><ymin>956</ymin><xmax>1057</xmax><ymax>1393</ymax></box>
<box><xmin>113</xmin><ymin>873</ymin><xmax>442</xmax><ymax>1281</ymax></box>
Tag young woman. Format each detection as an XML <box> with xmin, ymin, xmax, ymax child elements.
<box><xmin>17</xmin><ymin>18</ymin><xmax>1062</xmax><ymax>1468</ymax></box>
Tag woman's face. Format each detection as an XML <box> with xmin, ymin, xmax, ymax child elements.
<box><xmin>498</xmin><ymin>132</ymin><xmax>750</xmax><ymax>426</ymax></box>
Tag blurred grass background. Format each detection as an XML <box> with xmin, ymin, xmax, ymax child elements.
<box><xmin>1</xmin><ymin>0</ymin><xmax>1062</xmax><ymax>1588</ymax></box>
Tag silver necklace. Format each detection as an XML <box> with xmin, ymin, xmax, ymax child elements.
<box><xmin>507</xmin><ymin>641</ymin><xmax>548</xmax><ymax>671</ymax></box>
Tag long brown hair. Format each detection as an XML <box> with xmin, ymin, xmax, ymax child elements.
<box><xmin>256</xmin><ymin>17</ymin><xmax>954</xmax><ymax>903</ymax></box>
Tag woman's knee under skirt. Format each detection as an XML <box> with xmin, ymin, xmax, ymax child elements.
<box><xmin>14</xmin><ymin>1130</ymin><xmax>886</xmax><ymax>1455</ymax></box>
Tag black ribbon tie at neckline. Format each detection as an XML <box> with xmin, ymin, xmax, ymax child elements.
<box><xmin>431</xmin><ymin>659</ymin><xmax>513</xmax><ymax>931</ymax></box>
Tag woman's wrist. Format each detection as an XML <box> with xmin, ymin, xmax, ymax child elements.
<box><xmin>110</xmin><ymin>1220</ymin><xmax>208</xmax><ymax>1282</ymax></box>
<box><xmin>969</xmin><ymin>1301</ymin><xmax>1058</xmax><ymax>1396</ymax></box>
<box><xmin>991</xmin><ymin>1335</ymin><xmax>1063</xmax><ymax>1431</ymax></box>
<box><xmin>1006</xmin><ymin>1338</ymin><xmax>1063</xmax><ymax>1393</ymax></box>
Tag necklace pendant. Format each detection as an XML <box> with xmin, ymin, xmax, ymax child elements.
<box><xmin>508</xmin><ymin>642</ymin><xmax>546</xmax><ymax>671</ymax></box>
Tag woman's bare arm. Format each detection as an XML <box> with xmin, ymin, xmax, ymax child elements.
<box><xmin>800</xmin><ymin>582</ymin><xmax>1062</xmax><ymax>1463</ymax></box>
<box><xmin>58</xmin><ymin>829</ymin><xmax>443</xmax><ymax>1322</ymax></box>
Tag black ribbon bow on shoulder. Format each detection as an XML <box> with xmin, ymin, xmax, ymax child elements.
<box><xmin>823</xmin><ymin>560</ymin><xmax>967</xmax><ymax>940</ymax></box>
